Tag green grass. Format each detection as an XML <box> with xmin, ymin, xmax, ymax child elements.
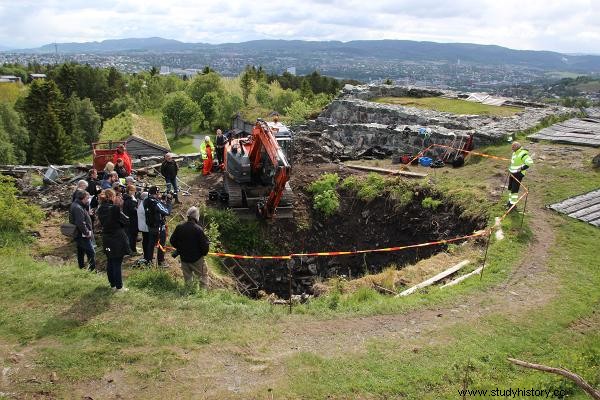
<box><xmin>373</xmin><ymin>97</ymin><xmax>523</xmax><ymax>116</ymax></box>
<box><xmin>167</xmin><ymin>134</ymin><xmax>197</xmax><ymax>154</ymax></box>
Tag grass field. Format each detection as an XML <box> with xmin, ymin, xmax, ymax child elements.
<box><xmin>373</xmin><ymin>96</ymin><xmax>523</xmax><ymax>116</ymax></box>
<box><xmin>1</xmin><ymin>142</ymin><xmax>599</xmax><ymax>398</ymax></box>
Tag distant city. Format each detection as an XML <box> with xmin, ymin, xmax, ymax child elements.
<box><xmin>2</xmin><ymin>38</ymin><xmax>600</xmax><ymax>96</ymax></box>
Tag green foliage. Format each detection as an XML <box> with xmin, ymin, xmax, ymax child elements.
<box><xmin>239</xmin><ymin>68</ymin><xmax>254</xmax><ymax>106</ymax></box>
<box><xmin>254</xmin><ymin>81</ymin><xmax>272</xmax><ymax>107</ymax></box>
<box><xmin>272</xmin><ymin>89</ymin><xmax>299</xmax><ymax>114</ymax></box>
<box><xmin>388</xmin><ymin>185</ymin><xmax>414</xmax><ymax>209</ymax></box>
<box><xmin>33</xmin><ymin>106</ymin><xmax>71</xmax><ymax>164</ymax></box>
<box><xmin>421</xmin><ymin>196</ymin><xmax>442</xmax><ymax>210</ymax></box>
<box><xmin>309</xmin><ymin>173</ymin><xmax>341</xmax><ymax>216</ymax></box>
<box><xmin>342</xmin><ymin>173</ymin><xmax>387</xmax><ymax>202</ymax></box>
<box><xmin>161</xmin><ymin>91</ymin><xmax>201</xmax><ymax>138</ymax></box>
<box><xmin>187</xmin><ymin>72</ymin><xmax>223</xmax><ymax>105</ymax></box>
<box><xmin>66</xmin><ymin>95</ymin><xmax>101</xmax><ymax>154</ymax></box>
<box><xmin>0</xmin><ymin>175</ymin><xmax>43</xmax><ymax>233</ymax></box>
<box><xmin>199</xmin><ymin>91</ymin><xmax>221</xmax><ymax>129</ymax></box>
<box><xmin>285</xmin><ymin>99</ymin><xmax>314</xmax><ymax>124</ymax></box>
<box><xmin>313</xmin><ymin>190</ymin><xmax>340</xmax><ymax>217</ymax></box>
<box><xmin>0</xmin><ymin>103</ymin><xmax>28</xmax><ymax>164</ymax></box>
<box><xmin>308</xmin><ymin>173</ymin><xmax>339</xmax><ymax>194</ymax></box>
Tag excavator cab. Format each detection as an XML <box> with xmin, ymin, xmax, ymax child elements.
<box><xmin>222</xmin><ymin>119</ymin><xmax>294</xmax><ymax>219</ymax></box>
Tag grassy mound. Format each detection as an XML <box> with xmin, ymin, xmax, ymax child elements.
<box><xmin>373</xmin><ymin>96</ymin><xmax>522</xmax><ymax>116</ymax></box>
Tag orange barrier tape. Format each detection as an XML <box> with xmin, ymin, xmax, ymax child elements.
<box><xmin>209</xmin><ymin>252</ymin><xmax>292</xmax><ymax>260</ymax></box>
<box><xmin>291</xmin><ymin>230</ymin><xmax>488</xmax><ymax>257</ymax></box>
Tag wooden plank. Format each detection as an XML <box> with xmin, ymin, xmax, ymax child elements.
<box><xmin>568</xmin><ymin>202</ymin><xmax>600</xmax><ymax>218</ymax></box>
<box><xmin>551</xmin><ymin>191</ymin><xmax>600</xmax><ymax>211</ymax></box>
<box><xmin>559</xmin><ymin>197</ymin><xmax>600</xmax><ymax>214</ymax></box>
<box><xmin>440</xmin><ymin>266</ymin><xmax>483</xmax><ymax>288</ymax></box>
<box><xmin>346</xmin><ymin>164</ymin><xmax>428</xmax><ymax>177</ymax></box>
<box><xmin>396</xmin><ymin>260</ymin><xmax>470</xmax><ymax>297</ymax></box>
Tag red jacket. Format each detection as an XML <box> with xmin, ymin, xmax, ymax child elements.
<box><xmin>113</xmin><ymin>151</ymin><xmax>132</xmax><ymax>175</ymax></box>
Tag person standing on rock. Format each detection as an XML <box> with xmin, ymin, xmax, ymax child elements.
<box><xmin>169</xmin><ymin>206</ymin><xmax>210</xmax><ymax>288</ymax></box>
<box><xmin>200</xmin><ymin>136</ymin><xmax>214</xmax><ymax>176</ymax></box>
<box><xmin>507</xmin><ymin>141</ymin><xmax>533</xmax><ymax>209</ymax></box>
<box><xmin>215</xmin><ymin>129</ymin><xmax>226</xmax><ymax>168</ymax></box>
<box><xmin>69</xmin><ymin>190</ymin><xmax>96</xmax><ymax>271</ymax></box>
<box><xmin>160</xmin><ymin>153</ymin><xmax>180</xmax><ymax>203</ymax></box>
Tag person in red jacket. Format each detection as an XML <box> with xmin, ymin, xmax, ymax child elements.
<box><xmin>200</xmin><ymin>136</ymin><xmax>213</xmax><ymax>176</ymax></box>
<box><xmin>112</xmin><ymin>144</ymin><xmax>132</xmax><ymax>175</ymax></box>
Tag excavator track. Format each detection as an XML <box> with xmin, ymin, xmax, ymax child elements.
<box><xmin>223</xmin><ymin>175</ymin><xmax>244</xmax><ymax>208</ymax></box>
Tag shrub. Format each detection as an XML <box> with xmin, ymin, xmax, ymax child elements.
<box><xmin>0</xmin><ymin>175</ymin><xmax>43</xmax><ymax>233</ymax></box>
<box><xmin>313</xmin><ymin>190</ymin><xmax>340</xmax><ymax>216</ymax></box>
<box><xmin>308</xmin><ymin>173</ymin><xmax>339</xmax><ymax>194</ymax></box>
<box><xmin>340</xmin><ymin>176</ymin><xmax>359</xmax><ymax>191</ymax></box>
<box><xmin>309</xmin><ymin>173</ymin><xmax>341</xmax><ymax>216</ymax></box>
<box><xmin>421</xmin><ymin>196</ymin><xmax>443</xmax><ymax>210</ymax></box>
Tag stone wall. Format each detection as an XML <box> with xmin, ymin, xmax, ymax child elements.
<box><xmin>294</xmin><ymin>84</ymin><xmax>574</xmax><ymax>161</ymax></box>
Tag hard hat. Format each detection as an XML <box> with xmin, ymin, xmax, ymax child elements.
<box><xmin>205</xmin><ymin>136</ymin><xmax>210</xmax><ymax>141</ymax></box>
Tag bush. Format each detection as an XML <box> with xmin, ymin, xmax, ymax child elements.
<box><xmin>313</xmin><ymin>190</ymin><xmax>340</xmax><ymax>216</ymax></box>
<box><xmin>342</xmin><ymin>173</ymin><xmax>387</xmax><ymax>202</ymax></box>
<box><xmin>0</xmin><ymin>175</ymin><xmax>43</xmax><ymax>233</ymax></box>
<box><xmin>308</xmin><ymin>173</ymin><xmax>339</xmax><ymax>194</ymax></box>
<box><xmin>309</xmin><ymin>173</ymin><xmax>341</xmax><ymax>216</ymax></box>
<box><xmin>421</xmin><ymin>196</ymin><xmax>442</xmax><ymax>210</ymax></box>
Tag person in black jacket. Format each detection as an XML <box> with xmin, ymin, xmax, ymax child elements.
<box><xmin>169</xmin><ymin>206</ymin><xmax>210</xmax><ymax>287</ymax></box>
<box><xmin>122</xmin><ymin>184</ymin><xmax>139</xmax><ymax>255</ymax></box>
<box><xmin>96</xmin><ymin>189</ymin><xmax>130</xmax><ymax>291</ymax></box>
<box><xmin>69</xmin><ymin>190</ymin><xmax>96</xmax><ymax>271</ymax></box>
<box><xmin>143</xmin><ymin>186</ymin><xmax>172</xmax><ymax>267</ymax></box>
<box><xmin>215</xmin><ymin>129</ymin><xmax>225</xmax><ymax>168</ymax></box>
<box><xmin>160</xmin><ymin>153</ymin><xmax>180</xmax><ymax>204</ymax></box>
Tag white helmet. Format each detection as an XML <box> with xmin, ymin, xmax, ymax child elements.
<box><xmin>205</xmin><ymin>135</ymin><xmax>210</xmax><ymax>141</ymax></box>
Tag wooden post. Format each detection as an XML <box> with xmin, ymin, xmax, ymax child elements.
<box><xmin>480</xmin><ymin>230</ymin><xmax>492</xmax><ymax>281</ymax></box>
<box><xmin>520</xmin><ymin>192</ymin><xmax>529</xmax><ymax>232</ymax></box>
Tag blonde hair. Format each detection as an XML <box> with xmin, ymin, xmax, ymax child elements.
<box><xmin>104</xmin><ymin>162</ymin><xmax>115</xmax><ymax>172</ymax></box>
<box><xmin>103</xmin><ymin>189</ymin><xmax>116</xmax><ymax>202</ymax></box>
<box><xmin>127</xmin><ymin>184</ymin><xmax>136</xmax><ymax>194</ymax></box>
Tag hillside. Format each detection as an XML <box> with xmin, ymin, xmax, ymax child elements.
<box><xmin>9</xmin><ymin>37</ymin><xmax>600</xmax><ymax>72</ymax></box>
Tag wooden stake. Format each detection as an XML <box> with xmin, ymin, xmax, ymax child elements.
<box><xmin>508</xmin><ymin>358</ymin><xmax>600</xmax><ymax>400</ymax></box>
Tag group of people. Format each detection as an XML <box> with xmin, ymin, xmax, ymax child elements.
<box><xmin>68</xmin><ymin>144</ymin><xmax>211</xmax><ymax>292</ymax></box>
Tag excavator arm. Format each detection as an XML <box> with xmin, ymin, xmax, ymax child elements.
<box><xmin>248</xmin><ymin>119</ymin><xmax>291</xmax><ymax>218</ymax></box>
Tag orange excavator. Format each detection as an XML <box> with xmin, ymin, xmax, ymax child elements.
<box><xmin>222</xmin><ymin>119</ymin><xmax>294</xmax><ymax>218</ymax></box>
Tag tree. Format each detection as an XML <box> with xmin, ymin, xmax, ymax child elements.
<box><xmin>0</xmin><ymin>121</ymin><xmax>16</xmax><ymax>164</ymax></box>
<box><xmin>285</xmin><ymin>99</ymin><xmax>313</xmax><ymax>124</ymax></box>
<box><xmin>20</xmin><ymin>80</ymin><xmax>66</xmax><ymax>162</ymax></box>
<box><xmin>272</xmin><ymin>89</ymin><xmax>299</xmax><ymax>114</ymax></box>
<box><xmin>186</xmin><ymin>72</ymin><xmax>223</xmax><ymax>105</ymax></box>
<box><xmin>240</xmin><ymin>69</ymin><xmax>254</xmax><ymax>106</ymax></box>
<box><xmin>33</xmin><ymin>106</ymin><xmax>71</xmax><ymax>165</ymax></box>
<box><xmin>214</xmin><ymin>95</ymin><xmax>242</xmax><ymax>129</ymax></box>
<box><xmin>162</xmin><ymin>91</ymin><xmax>201</xmax><ymax>138</ymax></box>
<box><xmin>68</xmin><ymin>96</ymin><xmax>101</xmax><ymax>149</ymax></box>
<box><xmin>254</xmin><ymin>82</ymin><xmax>272</xmax><ymax>107</ymax></box>
<box><xmin>0</xmin><ymin>103</ymin><xmax>29</xmax><ymax>164</ymax></box>
<box><xmin>199</xmin><ymin>91</ymin><xmax>221</xmax><ymax>129</ymax></box>
<box><xmin>300</xmin><ymin>79</ymin><xmax>313</xmax><ymax>100</ymax></box>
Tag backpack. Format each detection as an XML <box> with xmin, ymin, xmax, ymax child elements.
<box><xmin>60</xmin><ymin>223</ymin><xmax>77</xmax><ymax>238</ymax></box>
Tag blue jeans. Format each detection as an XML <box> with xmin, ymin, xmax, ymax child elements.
<box><xmin>106</xmin><ymin>257</ymin><xmax>123</xmax><ymax>289</ymax></box>
<box><xmin>75</xmin><ymin>237</ymin><xmax>96</xmax><ymax>270</ymax></box>
<box><xmin>165</xmin><ymin>178</ymin><xmax>178</xmax><ymax>194</ymax></box>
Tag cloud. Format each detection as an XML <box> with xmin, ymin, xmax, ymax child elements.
<box><xmin>0</xmin><ymin>0</ymin><xmax>597</xmax><ymax>53</ymax></box>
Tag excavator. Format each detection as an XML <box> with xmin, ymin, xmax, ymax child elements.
<box><xmin>222</xmin><ymin>119</ymin><xmax>294</xmax><ymax>218</ymax></box>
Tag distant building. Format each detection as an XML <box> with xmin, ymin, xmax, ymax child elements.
<box><xmin>286</xmin><ymin>66</ymin><xmax>296</xmax><ymax>76</ymax></box>
<box><xmin>29</xmin><ymin>73</ymin><xmax>46</xmax><ymax>80</ymax></box>
<box><xmin>0</xmin><ymin>75</ymin><xmax>21</xmax><ymax>83</ymax></box>
<box><xmin>159</xmin><ymin>66</ymin><xmax>199</xmax><ymax>80</ymax></box>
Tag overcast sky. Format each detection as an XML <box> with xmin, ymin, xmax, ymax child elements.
<box><xmin>0</xmin><ymin>0</ymin><xmax>598</xmax><ymax>53</ymax></box>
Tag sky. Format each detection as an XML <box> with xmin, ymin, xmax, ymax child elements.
<box><xmin>0</xmin><ymin>0</ymin><xmax>598</xmax><ymax>53</ymax></box>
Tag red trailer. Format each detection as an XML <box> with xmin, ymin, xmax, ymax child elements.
<box><xmin>92</xmin><ymin>141</ymin><xmax>127</xmax><ymax>172</ymax></box>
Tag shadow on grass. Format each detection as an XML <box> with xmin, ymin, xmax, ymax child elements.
<box><xmin>36</xmin><ymin>286</ymin><xmax>113</xmax><ymax>339</ymax></box>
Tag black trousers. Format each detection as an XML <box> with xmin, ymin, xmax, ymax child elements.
<box><xmin>141</xmin><ymin>232</ymin><xmax>150</xmax><ymax>261</ymax></box>
<box><xmin>146</xmin><ymin>229</ymin><xmax>166</xmax><ymax>263</ymax></box>
<box><xmin>216</xmin><ymin>146</ymin><xmax>224</xmax><ymax>165</ymax></box>
<box><xmin>128</xmin><ymin>226</ymin><xmax>138</xmax><ymax>253</ymax></box>
<box><xmin>107</xmin><ymin>257</ymin><xmax>123</xmax><ymax>289</ymax></box>
<box><xmin>508</xmin><ymin>171</ymin><xmax>524</xmax><ymax>204</ymax></box>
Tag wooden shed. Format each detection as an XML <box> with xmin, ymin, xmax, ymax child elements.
<box><xmin>125</xmin><ymin>135</ymin><xmax>170</xmax><ymax>158</ymax></box>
